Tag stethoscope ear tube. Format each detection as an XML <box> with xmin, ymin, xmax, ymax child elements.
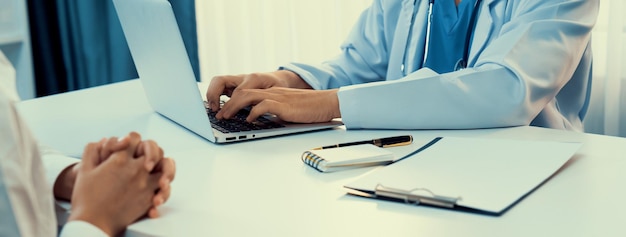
<box><xmin>458</xmin><ymin>0</ymin><xmax>483</xmax><ymax>70</ymax></box>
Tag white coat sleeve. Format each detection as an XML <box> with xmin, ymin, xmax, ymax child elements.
<box><xmin>338</xmin><ymin>0</ymin><xmax>598</xmax><ymax>129</ymax></box>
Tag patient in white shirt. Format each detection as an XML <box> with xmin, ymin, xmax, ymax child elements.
<box><xmin>0</xmin><ymin>51</ymin><xmax>176</xmax><ymax>236</ymax></box>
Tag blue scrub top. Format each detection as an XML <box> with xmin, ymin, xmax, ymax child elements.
<box><xmin>423</xmin><ymin>0</ymin><xmax>477</xmax><ymax>74</ymax></box>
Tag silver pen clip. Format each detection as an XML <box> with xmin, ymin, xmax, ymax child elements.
<box><xmin>374</xmin><ymin>184</ymin><xmax>461</xmax><ymax>208</ymax></box>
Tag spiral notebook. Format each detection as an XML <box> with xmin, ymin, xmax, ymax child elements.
<box><xmin>302</xmin><ymin>144</ymin><xmax>395</xmax><ymax>172</ymax></box>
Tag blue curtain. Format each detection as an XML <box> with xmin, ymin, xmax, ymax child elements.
<box><xmin>28</xmin><ymin>0</ymin><xmax>198</xmax><ymax>97</ymax></box>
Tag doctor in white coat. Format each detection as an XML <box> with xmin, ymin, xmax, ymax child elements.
<box><xmin>206</xmin><ymin>0</ymin><xmax>599</xmax><ymax>132</ymax></box>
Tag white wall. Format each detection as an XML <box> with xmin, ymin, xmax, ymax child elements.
<box><xmin>584</xmin><ymin>0</ymin><xmax>626</xmax><ymax>137</ymax></box>
<box><xmin>195</xmin><ymin>0</ymin><xmax>371</xmax><ymax>78</ymax></box>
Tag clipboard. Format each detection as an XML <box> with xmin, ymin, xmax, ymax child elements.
<box><xmin>344</xmin><ymin>137</ymin><xmax>581</xmax><ymax>215</ymax></box>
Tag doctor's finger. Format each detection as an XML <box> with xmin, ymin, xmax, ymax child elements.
<box><xmin>215</xmin><ymin>89</ymin><xmax>267</xmax><ymax>119</ymax></box>
<box><xmin>246</xmin><ymin>99</ymin><xmax>287</xmax><ymax>122</ymax></box>
<box><xmin>233</xmin><ymin>73</ymin><xmax>278</xmax><ymax>92</ymax></box>
<box><xmin>247</xmin><ymin>99</ymin><xmax>317</xmax><ymax>123</ymax></box>
<box><xmin>206</xmin><ymin>75</ymin><xmax>244</xmax><ymax>111</ymax></box>
<box><xmin>247</xmin><ymin>89</ymin><xmax>339</xmax><ymax>123</ymax></box>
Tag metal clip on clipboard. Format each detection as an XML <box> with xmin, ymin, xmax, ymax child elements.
<box><xmin>374</xmin><ymin>184</ymin><xmax>461</xmax><ymax>208</ymax></box>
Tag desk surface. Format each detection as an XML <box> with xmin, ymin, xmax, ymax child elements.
<box><xmin>17</xmin><ymin>80</ymin><xmax>626</xmax><ymax>237</ymax></box>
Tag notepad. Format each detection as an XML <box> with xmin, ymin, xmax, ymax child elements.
<box><xmin>301</xmin><ymin>144</ymin><xmax>395</xmax><ymax>172</ymax></box>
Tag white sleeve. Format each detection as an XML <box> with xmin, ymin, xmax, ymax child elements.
<box><xmin>40</xmin><ymin>147</ymin><xmax>80</xmax><ymax>191</ymax></box>
<box><xmin>60</xmin><ymin>221</ymin><xmax>109</xmax><ymax>237</ymax></box>
<box><xmin>40</xmin><ymin>147</ymin><xmax>79</xmax><ymax>225</ymax></box>
<box><xmin>0</xmin><ymin>73</ymin><xmax>57</xmax><ymax>237</ymax></box>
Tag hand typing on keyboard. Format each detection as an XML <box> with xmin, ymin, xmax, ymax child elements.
<box><xmin>204</xmin><ymin>71</ymin><xmax>341</xmax><ymax>124</ymax></box>
<box><xmin>206</xmin><ymin>104</ymin><xmax>284</xmax><ymax>133</ymax></box>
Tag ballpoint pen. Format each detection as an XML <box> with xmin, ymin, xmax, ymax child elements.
<box><xmin>312</xmin><ymin>135</ymin><xmax>413</xmax><ymax>150</ymax></box>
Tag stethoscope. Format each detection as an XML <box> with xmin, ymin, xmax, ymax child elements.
<box><xmin>420</xmin><ymin>0</ymin><xmax>483</xmax><ymax>72</ymax></box>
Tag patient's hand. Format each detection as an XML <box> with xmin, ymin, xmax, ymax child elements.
<box><xmin>68</xmin><ymin>132</ymin><xmax>161</xmax><ymax>236</ymax></box>
<box><xmin>54</xmin><ymin>132</ymin><xmax>176</xmax><ymax>219</ymax></box>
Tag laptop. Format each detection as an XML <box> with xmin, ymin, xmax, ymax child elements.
<box><xmin>113</xmin><ymin>0</ymin><xmax>343</xmax><ymax>143</ymax></box>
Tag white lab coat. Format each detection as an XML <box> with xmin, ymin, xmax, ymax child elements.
<box><xmin>0</xmin><ymin>52</ymin><xmax>106</xmax><ymax>236</ymax></box>
<box><xmin>282</xmin><ymin>0</ymin><xmax>598</xmax><ymax>131</ymax></box>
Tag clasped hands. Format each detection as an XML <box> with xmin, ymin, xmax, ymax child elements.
<box><xmin>55</xmin><ymin>132</ymin><xmax>176</xmax><ymax>236</ymax></box>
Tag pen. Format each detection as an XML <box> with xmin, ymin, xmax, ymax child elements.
<box><xmin>312</xmin><ymin>135</ymin><xmax>413</xmax><ymax>150</ymax></box>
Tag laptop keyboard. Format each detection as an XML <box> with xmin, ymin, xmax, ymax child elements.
<box><xmin>206</xmin><ymin>105</ymin><xmax>284</xmax><ymax>134</ymax></box>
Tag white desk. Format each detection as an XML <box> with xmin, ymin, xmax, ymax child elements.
<box><xmin>17</xmin><ymin>80</ymin><xmax>626</xmax><ymax>237</ymax></box>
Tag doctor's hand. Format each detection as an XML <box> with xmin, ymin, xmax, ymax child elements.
<box><xmin>216</xmin><ymin>87</ymin><xmax>341</xmax><ymax>123</ymax></box>
<box><xmin>205</xmin><ymin>70</ymin><xmax>312</xmax><ymax>112</ymax></box>
<box><xmin>68</xmin><ymin>132</ymin><xmax>164</xmax><ymax>236</ymax></box>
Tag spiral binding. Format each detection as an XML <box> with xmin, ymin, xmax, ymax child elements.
<box><xmin>301</xmin><ymin>151</ymin><xmax>326</xmax><ymax>172</ymax></box>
